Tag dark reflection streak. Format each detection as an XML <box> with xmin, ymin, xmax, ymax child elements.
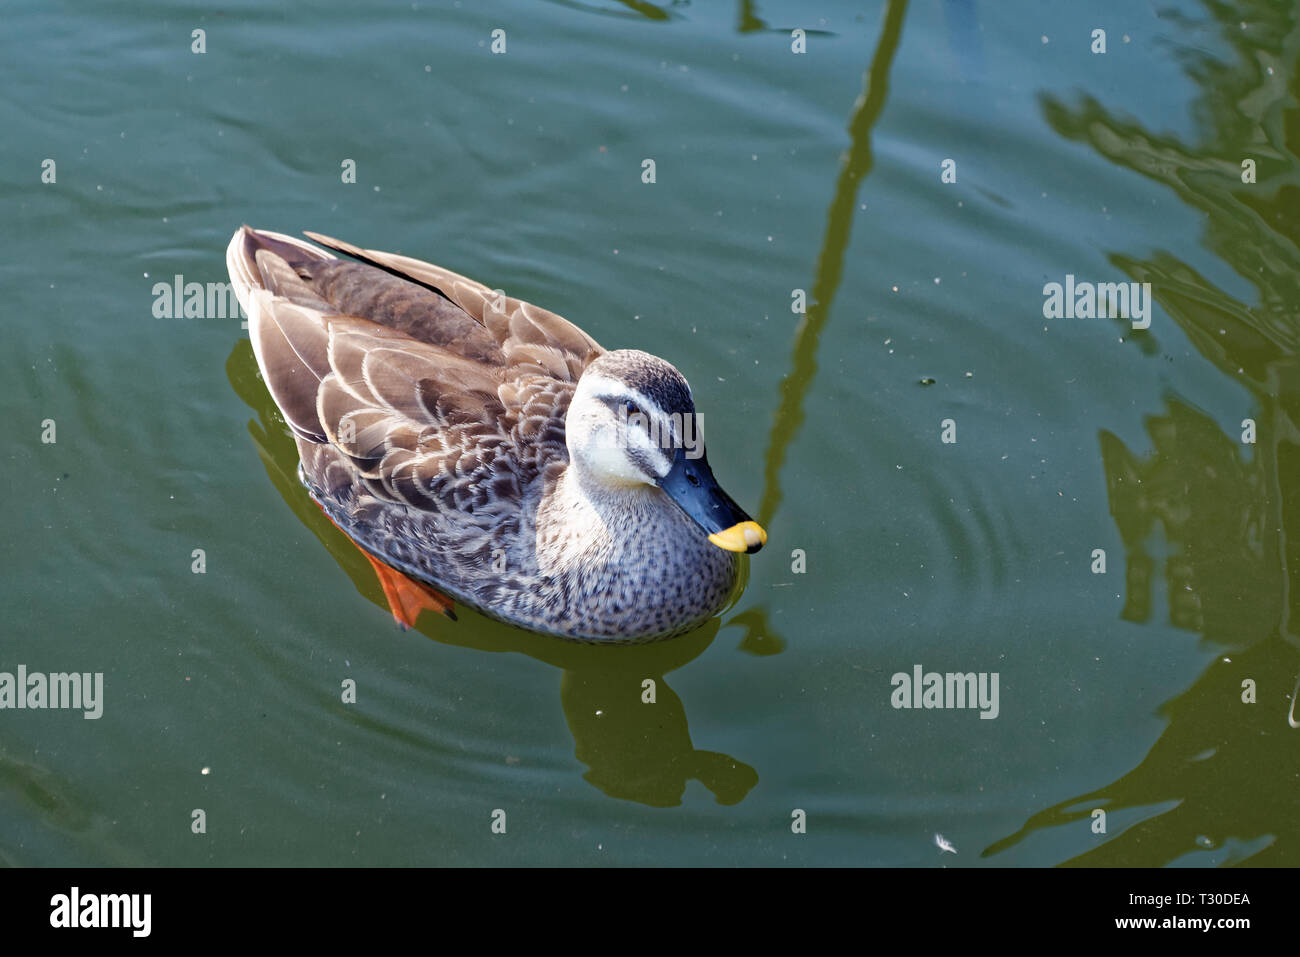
<box><xmin>539</xmin><ymin>0</ymin><xmax>671</xmax><ymax>22</ymax></box>
<box><xmin>737</xmin><ymin>0</ymin><xmax>835</xmax><ymax>36</ymax></box>
<box><xmin>612</xmin><ymin>0</ymin><xmax>671</xmax><ymax>21</ymax></box>
<box><xmin>737</xmin><ymin>0</ymin><xmax>764</xmax><ymax>33</ymax></box>
<box><xmin>757</xmin><ymin>0</ymin><xmax>908</xmax><ymax>529</ymax></box>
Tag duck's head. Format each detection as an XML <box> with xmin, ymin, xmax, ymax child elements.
<box><xmin>566</xmin><ymin>350</ymin><xmax>766</xmax><ymax>554</ymax></box>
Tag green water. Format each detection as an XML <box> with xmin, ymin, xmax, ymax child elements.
<box><xmin>2</xmin><ymin>0</ymin><xmax>1298</xmax><ymax>866</ymax></box>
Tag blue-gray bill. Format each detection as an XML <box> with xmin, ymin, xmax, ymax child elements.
<box><xmin>656</xmin><ymin>447</ymin><xmax>767</xmax><ymax>554</ymax></box>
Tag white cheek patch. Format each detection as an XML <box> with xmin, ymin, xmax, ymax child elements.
<box><xmin>598</xmin><ymin>416</ymin><xmax>672</xmax><ymax>483</ymax></box>
<box><xmin>568</xmin><ymin>404</ymin><xmax>652</xmax><ymax>486</ymax></box>
<box><xmin>588</xmin><ymin>435</ymin><xmax>657</xmax><ymax>485</ymax></box>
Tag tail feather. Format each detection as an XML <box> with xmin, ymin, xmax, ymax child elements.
<box><xmin>226</xmin><ymin>225</ymin><xmax>336</xmax><ymax>317</ymax></box>
<box><xmin>226</xmin><ymin>227</ymin><xmax>337</xmax><ymax>443</ymax></box>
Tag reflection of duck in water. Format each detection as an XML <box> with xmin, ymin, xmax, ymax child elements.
<box><xmin>227</xmin><ymin>227</ymin><xmax>765</xmax><ymax>641</ymax></box>
<box><xmin>563</xmin><ymin>668</ymin><xmax>758</xmax><ymax>807</ymax></box>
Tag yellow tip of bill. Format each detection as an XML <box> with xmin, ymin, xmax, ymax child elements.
<box><xmin>708</xmin><ymin>521</ymin><xmax>767</xmax><ymax>553</ymax></box>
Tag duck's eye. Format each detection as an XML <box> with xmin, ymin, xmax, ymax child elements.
<box><xmin>623</xmin><ymin>401</ymin><xmax>644</xmax><ymax>421</ymax></box>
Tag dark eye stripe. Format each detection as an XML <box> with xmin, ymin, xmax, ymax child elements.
<box><xmin>597</xmin><ymin>394</ymin><xmax>649</xmax><ymax>425</ymax></box>
<box><xmin>626</xmin><ymin>447</ymin><xmax>661</xmax><ymax>476</ymax></box>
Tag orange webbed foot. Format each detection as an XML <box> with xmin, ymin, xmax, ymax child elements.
<box><xmin>360</xmin><ymin>550</ymin><xmax>457</xmax><ymax>629</ymax></box>
<box><xmin>313</xmin><ymin>500</ymin><xmax>456</xmax><ymax>628</ymax></box>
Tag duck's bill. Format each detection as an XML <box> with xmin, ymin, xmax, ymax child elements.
<box><xmin>657</xmin><ymin>448</ymin><xmax>767</xmax><ymax>554</ymax></box>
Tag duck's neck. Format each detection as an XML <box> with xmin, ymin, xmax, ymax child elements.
<box><xmin>538</xmin><ymin>466</ymin><xmax>666</xmax><ymax>571</ymax></box>
<box><xmin>531</xmin><ymin>462</ymin><xmax>739</xmax><ymax>638</ymax></box>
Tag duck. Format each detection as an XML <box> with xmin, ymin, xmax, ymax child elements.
<box><xmin>226</xmin><ymin>226</ymin><xmax>766</xmax><ymax>641</ymax></box>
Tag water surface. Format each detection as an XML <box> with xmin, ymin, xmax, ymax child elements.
<box><xmin>2</xmin><ymin>0</ymin><xmax>1297</xmax><ymax>866</ymax></box>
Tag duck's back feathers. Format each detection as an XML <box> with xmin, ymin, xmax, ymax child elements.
<box><xmin>302</xmin><ymin>230</ymin><xmax>603</xmax><ymax>382</ymax></box>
